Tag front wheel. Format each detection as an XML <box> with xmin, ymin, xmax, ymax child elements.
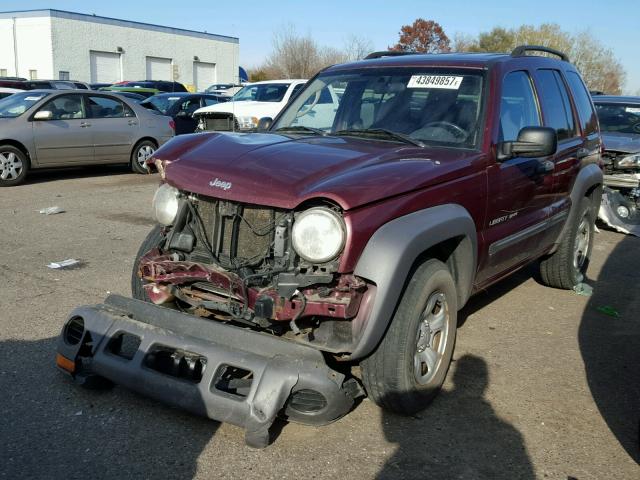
<box><xmin>131</xmin><ymin>225</ymin><xmax>164</xmax><ymax>301</ymax></box>
<box><xmin>131</xmin><ymin>140</ymin><xmax>157</xmax><ymax>174</ymax></box>
<box><xmin>361</xmin><ymin>258</ymin><xmax>458</xmax><ymax>414</ymax></box>
<box><xmin>0</xmin><ymin>145</ymin><xmax>29</xmax><ymax>186</ymax></box>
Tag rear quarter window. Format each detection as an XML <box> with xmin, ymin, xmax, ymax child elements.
<box><xmin>565</xmin><ymin>71</ymin><xmax>598</xmax><ymax>136</ymax></box>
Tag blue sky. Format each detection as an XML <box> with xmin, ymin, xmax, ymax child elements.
<box><xmin>3</xmin><ymin>0</ymin><xmax>638</xmax><ymax>93</ymax></box>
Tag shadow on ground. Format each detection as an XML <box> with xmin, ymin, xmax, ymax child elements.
<box><xmin>579</xmin><ymin>232</ymin><xmax>640</xmax><ymax>463</ymax></box>
<box><xmin>0</xmin><ymin>337</ymin><xmax>217</xmax><ymax>479</ymax></box>
<box><xmin>21</xmin><ymin>164</ymin><xmax>135</xmax><ymax>185</ymax></box>
<box><xmin>377</xmin><ymin>355</ymin><xmax>534</xmax><ymax>479</ymax></box>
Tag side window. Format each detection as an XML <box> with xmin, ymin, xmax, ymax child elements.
<box><xmin>179</xmin><ymin>98</ymin><xmax>200</xmax><ymax>115</ymax></box>
<box><xmin>88</xmin><ymin>96</ymin><xmax>132</xmax><ymax>118</ymax></box>
<box><xmin>565</xmin><ymin>71</ymin><xmax>598</xmax><ymax>135</ymax></box>
<box><xmin>499</xmin><ymin>71</ymin><xmax>541</xmax><ymax>142</ymax></box>
<box><xmin>289</xmin><ymin>83</ymin><xmax>305</xmax><ymax>100</ymax></box>
<box><xmin>535</xmin><ymin>69</ymin><xmax>576</xmax><ymax>141</ymax></box>
<box><xmin>40</xmin><ymin>94</ymin><xmax>85</xmax><ymax>120</ymax></box>
<box><xmin>203</xmin><ymin>97</ymin><xmax>220</xmax><ymax>107</ymax></box>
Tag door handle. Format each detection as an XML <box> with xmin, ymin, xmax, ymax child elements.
<box><xmin>536</xmin><ymin>160</ymin><xmax>555</xmax><ymax>175</ymax></box>
<box><xmin>576</xmin><ymin>147</ymin><xmax>590</xmax><ymax>159</ymax></box>
<box><xmin>128</xmin><ymin>120</ymin><xmax>138</xmax><ymax>126</ymax></box>
<box><xmin>80</xmin><ymin>122</ymin><xmax>91</xmax><ymax>128</ymax></box>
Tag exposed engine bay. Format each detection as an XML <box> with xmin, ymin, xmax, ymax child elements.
<box><xmin>138</xmin><ymin>188</ymin><xmax>371</xmax><ymax>353</ymax></box>
<box><xmin>598</xmin><ymin>150</ymin><xmax>640</xmax><ymax>236</ymax></box>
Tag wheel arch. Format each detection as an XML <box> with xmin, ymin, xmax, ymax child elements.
<box><xmin>351</xmin><ymin>203</ymin><xmax>477</xmax><ymax>359</ymax></box>
<box><xmin>0</xmin><ymin>139</ymin><xmax>32</xmax><ymax>167</ymax></box>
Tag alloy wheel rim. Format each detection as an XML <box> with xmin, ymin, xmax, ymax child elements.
<box><xmin>414</xmin><ymin>291</ymin><xmax>449</xmax><ymax>385</ymax></box>
<box><xmin>573</xmin><ymin>214</ymin><xmax>590</xmax><ymax>270</ymax></box>
<box><xmin>137</xmin><ymin>145</ymin><xmax>155</xmax><ymax>168</ymax></box>
<box><xmin>616</xmin><ymin>205</ymin><xmax>630</xmax><ymax>219</ymax></box>
<box><xmin>0</xmin><ymin>151</ymin><xmax>23</xmax><ymax>180</ymax></box>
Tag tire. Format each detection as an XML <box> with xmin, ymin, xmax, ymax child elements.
<box><xmin>361</xmin><ymin>258</ymin><xmax>458</xmax><ymax>414</ymax></box>
<box><xmin>131</xmin><ymin>139</ymin><xmax>157</xmax><ymax>174</ymax></box>
<box><xmin>539</xmin><ymin>197</ymin><xmax>595</xmax><ymax>289</ymax></box>
<box><xmin>0</xmin><ymin>145</ymin><xmax>29</xmax><ymax>186</ymax></box>
<box><xmin>131</xmin><ymin>225</ymin><xmax>164</xmax><ymax>301</ymax></box>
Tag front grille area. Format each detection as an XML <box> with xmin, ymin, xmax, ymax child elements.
<box><xmin>202</xmin><ymin>113</ymin><xmax>237</xmax><ymax>132</ymax></box>
<box><xmin>192</xmin><ymin>197</ymin><xmax>282</xmax><ymax>268</ymax></box>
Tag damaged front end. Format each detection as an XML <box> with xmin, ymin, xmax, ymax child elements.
<box><xmin>56</xmin><ymin>185</ymin><xmax>371</xmax><ymax>446</ymax></box>
<box><xmin>598</xmin><ymin>150</ymin><xmax>640</xmax><ymax>236</ymax></box>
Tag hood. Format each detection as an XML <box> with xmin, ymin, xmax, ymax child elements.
<box><xmin>193</xmin><ymin>101</ymin><xmax>280</xmax><ymax>117</ymax></box>
<box><xmin>602</xmin><ymin>132</ymin><xmax>640</xmax><ymax>154</ymax></box>
<box><xmin>156</xmin><ymin>132</ymin><xmax>483</xmax><ymax>210</ymax></box>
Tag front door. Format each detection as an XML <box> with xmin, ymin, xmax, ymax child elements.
<box><xmin>477</xmin><ymin>70</ymin><xmax>556</xmax><ymax>285</ymax></box>
<box><xmin>87</xmin><ymin>95</ymin><xmax>138</xmax><ymax>163</ymax></box>
<box><xmin>32</xmin><ymin>93</ymin><xmax>94</xmax><ymax>166</ymax></box>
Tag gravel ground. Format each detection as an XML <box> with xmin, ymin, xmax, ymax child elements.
<box><xmin>0</xmin><ymin>166</ymin><xmax>638</xmax><ymax>480</ymax></box>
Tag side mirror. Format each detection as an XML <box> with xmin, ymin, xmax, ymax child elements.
<box><xmin>498</xmin><ymin>126</ymin><xmax>557</xmax><ymax>160</ymax></box>
<box><xmin>33</xmin><ymin>110</ymin><xmax>53</xmax><ymax>121</ymax></box>
<box><xmin>257</xmin><ymin>117</ymin><xmax>273</xmax><ymax>132</ymax></box>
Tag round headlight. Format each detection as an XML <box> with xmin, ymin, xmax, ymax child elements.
<box><xmin>292</xmin><ymin>207</ymin><xmax>346</xmax><ymax>263</ymax></box>
<box><xmin>153</xmin><ymin>183</ymin><xmax>180</xmax><ymax>225</ymax></box>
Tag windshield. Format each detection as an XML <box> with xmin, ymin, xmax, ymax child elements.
<box><xmin>233</xmin><ymin>83</ymin><xmax>290</xmax><ymax>103</ymax></box>
<box><xmin>595</xmin><ymin>103</ymin><xmax>640</xmax><ymax>135</ymax></box>
<box><xmin>141</xmin><ymin>95</ymin><xmax>183</xmax><ymax>114</ymax></box>
<box><xmin>0</xmin><ymin>91</ymin><xmax>49</xmax><ymax>118</ymax></box>
<box><xmin>274</xmin><ymin>68</ymin><xmax>485</xmax><ymax>148</ymax></box>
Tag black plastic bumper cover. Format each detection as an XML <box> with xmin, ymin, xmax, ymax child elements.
<box><xmin>56</xmin><ymin>295</ymin><xmax>355</xmax><ymax>448</ymax></box>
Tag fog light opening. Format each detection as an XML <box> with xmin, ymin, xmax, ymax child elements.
<box><xmin>288</xmin><ymin>389</ymin><xmax>327</xmax><ymax>413</ymax></box>
<box><xmin>213</xmin><ymin>365</ymin><xmax>254</xmax><ymax>398</ymax></box>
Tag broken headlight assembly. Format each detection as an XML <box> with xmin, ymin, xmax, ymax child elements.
<box><xmin>153</xmin><ymin>183</ymin><xmax>180</xmax><ymax>226</ymax></box>
<box><xmin>617</xmin><ymin>153</ymin><xmax>640</xmax><ymax>169</ymax></box>
<box><xmin>292</xmin><ymin>207</ymin><xmax>346</xmax><ymax>263</ymax></box>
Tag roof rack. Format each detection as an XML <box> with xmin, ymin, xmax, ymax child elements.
<box><xmin>364</xmin><ymin>51</ymin><xmax>418</xmax><ymax>60</ymax></box>
<box><xmin>511</xmin><ymin>45</ymin><xmax>569</xmax><ymax>62</ymax></box>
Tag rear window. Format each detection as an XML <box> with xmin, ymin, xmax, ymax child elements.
<box><xmin>565</xmin><ymin>71</ymin><xmax>598</xmax><ymax>135</ymax></box>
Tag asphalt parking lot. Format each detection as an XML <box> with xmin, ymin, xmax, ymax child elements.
<box><xmin>0</xmin><ymin>167</ymin><xmax>638</xmax><ymax>479</ymax></box>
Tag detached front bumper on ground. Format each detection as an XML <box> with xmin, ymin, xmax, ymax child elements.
<box><xmin>56</xmin><ymin>295</ymin><xmax>359</xmax><ymax>448</ymax></box>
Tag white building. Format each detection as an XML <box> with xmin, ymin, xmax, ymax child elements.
<box><xmin>0</xmin><ymin>9</ymin><xmax>240</xmax><ymax>91</ymax></box>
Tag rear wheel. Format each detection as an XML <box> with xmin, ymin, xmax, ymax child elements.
<box><xmin>131</xmin><ymin>225</ymin><xmax>164</xmax><ymax>301</ymax></box>
<box><xmin>540</xmin><ymin>197</ymin><xmax>595</xmax><ymax>288</ymax></box>
<box><xmin>131</xmin><ymin>140</ymin><xmax>157</xmax><ymax>174</ymax></box>
<box><xmin>0</xmin><ymin>145</ymin><xmax>29</xmax><ymax>186</ymax></box>
<box><xmin>361</xmin><ymin>258</ymin><xmax>458</xmax><ymax>414</ymax></box>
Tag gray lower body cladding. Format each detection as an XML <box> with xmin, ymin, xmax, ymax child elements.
<box><xmin>56</xmin><ymin>295</ymin><xmax>356</xmax><ymax>448</ymax></box>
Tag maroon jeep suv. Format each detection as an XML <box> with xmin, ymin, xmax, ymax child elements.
<box><xmin>56</xmin><ymin>45</ymin><xmax>603</xmax><ymax>447</ymax></box>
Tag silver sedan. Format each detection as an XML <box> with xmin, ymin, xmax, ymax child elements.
<box><xmin>0</xmin><ymin>90</ymin><xmax>175</xmax><ymax>186</ymax></box>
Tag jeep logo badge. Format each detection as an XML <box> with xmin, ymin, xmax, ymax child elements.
<box><xmin>209</xmin><ymin>178</ymin><xmax>232</xmax><ymax>191</ymax></box>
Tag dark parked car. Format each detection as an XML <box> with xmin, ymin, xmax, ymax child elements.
<box><xmin>119</xmin><ymin>80</ymin><xmax>188</xmax><ymax>93</ymax></box>
<box><xmin>141</xmin><ymin>92</ymin><xmax>229</xmax><ymax>134</ymax></box>
<box><xmin>0</xmin><ymin>79</ymin><xmax>83</xmax><ymax>90</ymax></box>
<box><xmin>90</xmin><ymin>82</ymin><xmax>114</xmax><ymax>90</ymax></box>
<box><xmin>56</xmin><ymin>46</ymin><xmax>603</xmax><ymax>448</ymax></box>
<box><xmin>111</xmin><ymin>91</ymin><xmax>147</xmax><ymax>103</ymax></box>
<box><xmin>593</xmin><ymin>95</ymin><xmax>640</xmax><ymax>230</ymax></box>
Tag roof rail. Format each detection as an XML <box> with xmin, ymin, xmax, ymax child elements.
<box><xmin>511</xmin><ymin>45</ymin><xmax>569</xmax><ymax>62</ymax></box>
<box><xmin>364</xmin><ymin>51</ymin><xmax>418</xmax><ymax>60</ymax></box>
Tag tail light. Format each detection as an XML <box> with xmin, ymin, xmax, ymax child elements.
<box><xmin>169</xmin><ymin>119</ymin><xmax>176</xmax><ymax>131</ymax></box>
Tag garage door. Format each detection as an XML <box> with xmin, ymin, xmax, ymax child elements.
<box><xmin>146</xmin><ymin>57</ymin><xmax>172</xmax><ymax>81</ymax></box>
<box><xmin>193</xmin><ymin>62</ymin><xmax>216</xmax><ymax>91</ymax></box>
<box><xmin>90</xmin><ymin>51</ymin><xmax>121</xmax><ymax>83</ymax></box>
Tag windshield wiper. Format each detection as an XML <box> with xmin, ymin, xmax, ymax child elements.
<box><xmin>274</xmin><ymin>125</ymin><xmax>327</xmax><ymax>136</ymax></box>
<box><xmin>334</xmin><ymin>128</ymin><xmax>425</xmax><ymax>147</ymax></box>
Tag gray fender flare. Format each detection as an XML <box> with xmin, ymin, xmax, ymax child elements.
<box><xmin>553</xmin><ymin>163</ymin><xmax>603</xmax><ymax>249</ymax></box>
<box><xmin>351</xmin><ymin>204</ymin><xmax>477</xmax><ymax>360</ymax></box>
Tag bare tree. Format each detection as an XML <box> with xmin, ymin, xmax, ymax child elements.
<box><xmin>343</xmin><ymin>35</ymin><xmax>374</xmax><ymax>61</ymax></box>
<box><xmin>264</xmin><ymin>25</ymin><xmax>320</xmax><ymax>78</ymax></box>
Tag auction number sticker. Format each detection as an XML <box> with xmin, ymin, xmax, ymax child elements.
<box><xmin>407</xmin><ymin>75</ymin><xmax>463</xmax><ymax>89</ymax></box>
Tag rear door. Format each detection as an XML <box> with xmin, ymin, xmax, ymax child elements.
<box><xmin>532</xmin><ymin>68</ymin><xmax>583</xmax><ymax>240</ymax></box>
<box><xmin>32</xmin><ymin>93</ymin><xmax>94</xmax><ymax>166</ymax></box>
<box><xmin>87</xmin><ymin>94</ymin><xmax>138</xmax><ymax>163</ymax></box>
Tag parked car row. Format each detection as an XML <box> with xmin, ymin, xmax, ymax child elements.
<box><xmin>0</xmin><ymin>90</ymin><xmax>175</xmax><ymax>186</ymax></box>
